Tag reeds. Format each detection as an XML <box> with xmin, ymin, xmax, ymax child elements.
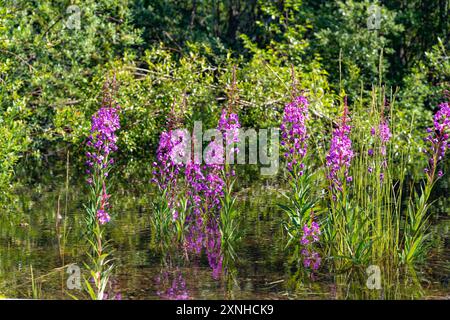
<box><xmin>281</xmin><ymin>82</ymin><xmax>448</xmax><ymax>272</ymax></box>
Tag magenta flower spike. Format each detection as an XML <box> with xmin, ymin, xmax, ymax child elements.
<box><xmin>424</xmin><ymin>102</ymin><xmax>450</xmax><ymax>181</ymax></box>
<box><xmin>281</xmin><ymin>96</ymin><xmax>309</xmax><ymax>172</ymax></box>
<box><xmin>326</xmin><ymin>101</ymin><xmax>354</xmax><ymax>196</ymax></box>
<box><xmin>86</xmin><ymin>101</ymin><xmax>120</xmax><ymax>225</ymax></box>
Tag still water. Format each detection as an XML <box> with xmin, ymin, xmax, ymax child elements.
<box><xmin>0</xmin><ymin>171</ymin><xmax>448</xmax><ymax>300</ymax></box>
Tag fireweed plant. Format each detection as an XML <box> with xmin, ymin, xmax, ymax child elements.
<box><xmin>323</xmin><ymin>92</ymin><xmax>399</xmax><ymax>268</ymax></box>
<box><xmin>278</xmin><ymin>92</ymin><xmax>321</xmax><ymax>271</ymax></box>
<box><xmin>83</xmin><ymin>78</ymin><xmax>120</xmax><ymax>300</ymax></box>
<box><xmin>217</xmin><ymin>68</ymin><xmax>241</xmax><ymax>265</ymax></box>
<box><xmin>184</xmin><ymin>75</ymin><xmax>242</xmax><ymax>279</ymax></box>
<box><xmin>151</xmin><ymin>100</ymin><xmax>227</xmax><ymax>278</ymax></box>
<box><xmin>151</xmin><ymin>100</ymin><xmax>189</xmax><ymax>248</ymax></box>
<box><xmin>320</xmin><ymin>87</ymin><xmax>449</xmax><ymax>269</ymax></box>
<box><xmin>151</xmin><ymin>71</ymin><xmax>241</xmax><ymax>280</ymax></box>
<box><xmin>321</xmin><ymin>97</ymin><xmax>361</xmax><ymax>269</ymax></box>
<box><xmin>400</xmin><ymin>100</ymin><xmax>450</xmax><ymax>263</ymax></box>
<box><xmin>149</xmin><ymin>77</ymin><xmax>447</xmax><ymax>284</ymax></box>
<box><xmin>343</xmin><ymin>90</ymin><xmax>398</xmax><ymax>267</ymax></box>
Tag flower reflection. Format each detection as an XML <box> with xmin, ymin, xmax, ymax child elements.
<box><xmin>155</xmin><ymin>270</ymin><xmax>189</xmax><ymax>300</ymax></box>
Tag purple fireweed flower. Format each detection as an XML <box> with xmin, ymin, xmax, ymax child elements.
<box><xmin>204</xmin><ymin>139</ymin><xmax>225</xmax><ymax>168</ymax></box>
<box><xmin>281</xmin><ymin>96</ymin><xmax>309</xmax><ymax>171</ymax></box>
<box><xmin>96</xmin><ymin>209</ymin><xmax>110</xmax><ymax>225</ymax></box>
<box><xmin>301</xmin><ymin>249</ymin><xmax>321</xmax><ymax>270</ymax></box>
<box><xmin>204</xmin><ymin>172</ymin><xmax>224</xmax><ymax>208</ymax></box>
<box><xmin>300</xmin><ymin>221</ymin><xmax>321</xmax><ymax>245</ymax></box>
<box><xmin>152</xmin><ymin>127</ymin><xmax>190</xmax><ymax>221</ymax></box>
<box><xmin>218</xmin><ymin>109</ymin><xmax>241</xmax><ymax>155</ymax></box>
<box><xmin>184</xmin><ymin>110</ymin><xmax>240</xmax><ymax>279</ymax></box>
<box><xmin>434</xmin><ymin>102</ymin><xmax>450</xmax><ymax>132</ymax></box>
<box><xmin>86</xmin><ymin>106</ymin><xmax>120</xmax><ymax>175</ymax></box>
<box><xmin>96</xmin><ymin>184</ymin><xmax>111</xmax><ymax>225</ymax></box>
<box><xmin>367</xmin><ymin>119</ymin><xmax>392</xmax><ymax>180</ymax></box>
<box><xmin>379</xmin><ymin>121</ymin><xmax>392</xmax><ymax>143</ymax></box>
<box><xmin>213</xmin><ymin>107</ymin><xmax>240</xmax><ymax>171</ymax></box>
<box><xmin>326</xmin><ymin>104</ymin><xmax>353</xmax><ymax>195</ymax></box>
<box><xmin>152</xmin><ymin>130</ymin><xmax>187</xmax><ymax>190</ymax></box>
<box><xmin>379</xmin><ymin>121</ymin><xmax>392</xmax><ymax>158</ymax></box>
<box><xmin>86</xmin><ymin>104</ymin><xmax>120</xmax><ymax>225</ymax></box>
<box><xmin>300</xmin><ymin>213</ymin><xmax>321</xmax><ymax>270</ymax></box>
<box><xmin>424</xmin><ymin>102</ymin><xmax>450</xmax><ymax>180</ymax></box>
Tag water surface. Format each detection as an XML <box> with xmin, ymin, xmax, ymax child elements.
<box><xmin>0</xmin><ymin>173</ymin><xmax>448</xmax><ymax>300</ymax></box>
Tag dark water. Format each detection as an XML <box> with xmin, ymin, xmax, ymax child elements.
<box><xmin>0</xmin><ymin>173</ymin><xmax>448</xmax><ymax>300</ymax></box>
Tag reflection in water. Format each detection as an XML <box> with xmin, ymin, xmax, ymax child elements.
<box><xmin>330</xmin><ymin>265</ymin><xmax>425</xmax><ymax>300</ymax></box>
<box><xmin>155</xmin><ymin>270</ymin><xmax>189</xmax><ymax>300</ymax></box>
<box><xmin>205</xmin><ymin>219</ymin><xmax>223</xmax><ymax>280</ymax></box>
<box><xmin>101</xmin><ymin>277</ymin><xmax>122</xmax><ymax>300</ymax></box>
<box><xmin>0</xmin><ymin>174</ymin><xmax>448</xmax><ymax>299</ymax></box>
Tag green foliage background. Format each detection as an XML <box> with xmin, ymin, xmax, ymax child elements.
<box><xmin>0</xmin><ymin>0</ymin><xmax>449</xmax><ymax>191</ymax></box>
